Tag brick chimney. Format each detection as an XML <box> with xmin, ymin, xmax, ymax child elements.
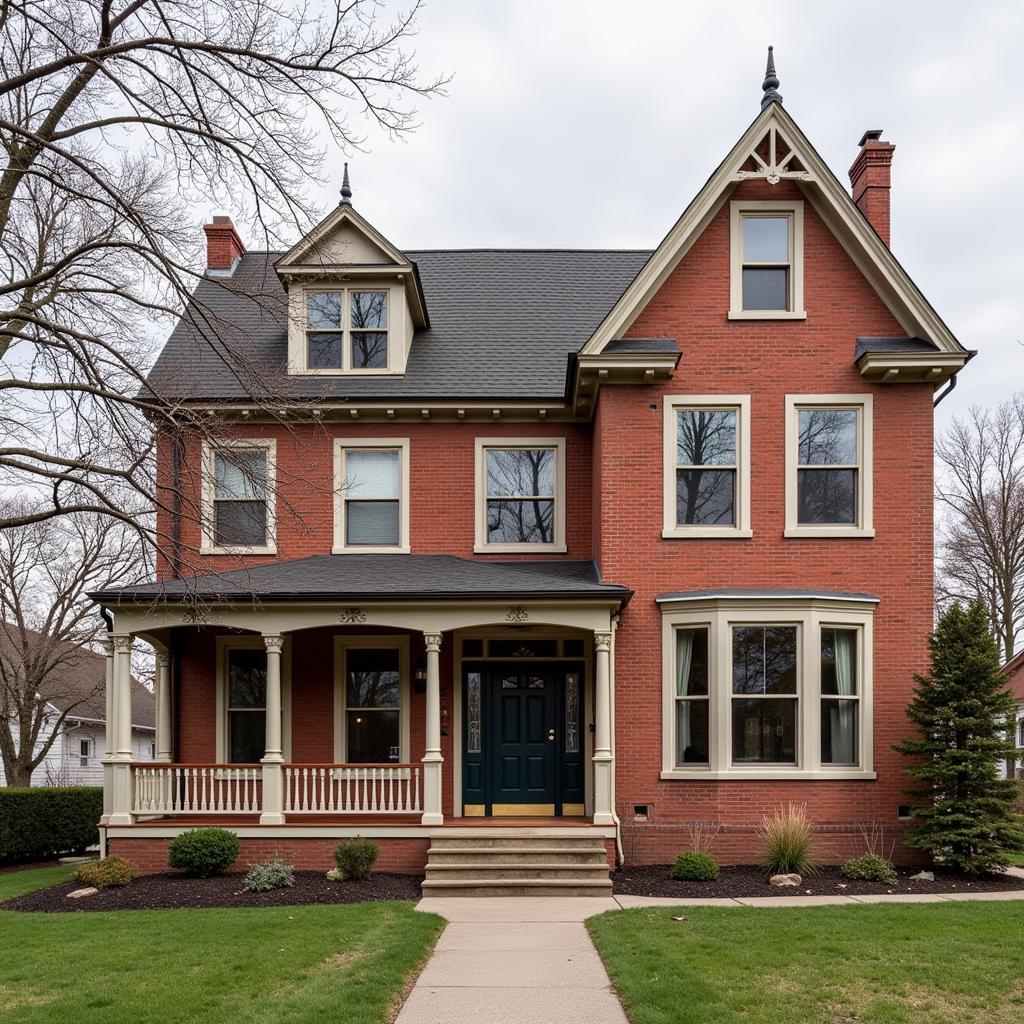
<box><xmin>203</xmin><ymin>215</ymin><xmax>246</xmax><ymax>272</ymax></box>
<box><xmin>849</xmin><ymin>130</ymin><xmax>896</xmax><ymax>247</ymax></box>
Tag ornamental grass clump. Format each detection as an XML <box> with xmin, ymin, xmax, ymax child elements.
<box><xmin>75</xmin><ymin>855</ymin><xmax>138</xmax><ymax>889</ymax></box>
<box><xmin>330</xmin><ymin>838</ymin><xmax>379</xmax><ymax>880</ymax></box>
<box><xmin>840</xmin><ymin>852</ymin><xmax>898</xmax><ymax>885</ymax></box>
<box><xmin>242</xmin><ymin>856</ymin><xmax>295</xmax><ymax>893</ymax></box>
<box><xmin>672</xmin><ymin>851</ymin><xmax>720</xmax><ymax>881</ymax></box>
<box><xmin>758</xmin><ymin>803</ymin><xmax>819</xmax><ymax>876</ymax></box>
<box><xmin>168</xmin><ymin>827</ymin><xmax>240</xmax><ymax>877</ymax></box>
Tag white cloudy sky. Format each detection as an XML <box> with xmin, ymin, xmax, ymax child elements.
<box><xmin>257</xmin><ymin>0</ymin><xmax>1024</xmax><ymax>425</ymax></box>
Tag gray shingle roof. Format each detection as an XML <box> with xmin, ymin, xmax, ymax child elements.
<box><xmin>854</xmin><ymin>336</ymin><xmax>938</xmax><ymax>360</ymax></box>
<box><xmin>91</xmin><ymin>555</ymin><xmax>631</xmax><ymax>604</ymax></box>
<box><xmin>602</xmin><ymin>338</ymin><xmax>679</xmax><ymax>355</ymax></box>
<box><xmin>145</xmin><ymin>250</ymin><xmax>653</xmax><ymax>403</ymax></box>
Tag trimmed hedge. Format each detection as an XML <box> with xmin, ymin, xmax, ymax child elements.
<box><xmin>0</xmin><ymin>786</ymin><xmax>103</xmax><ymax>865</ymax></box>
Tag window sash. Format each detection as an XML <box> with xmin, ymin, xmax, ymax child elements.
<box><xmin>740</xmin><ymin>214</ymin><xmax>792</xmax><ymax>311</ymax></box>
<box><xmin>795</xmin><ymin>406</ymin><xmax>861</xmax><ymax>527</ymax></box>
<box><xmin>344</xmin><ymin>645</ymin><xmax>402</xmax><ymax>763</ymax></box>
<box><xmin>485</xmin><ymin>448</ymin><xmax>557</xmax><ymax>499</ymax></box>
<box><xmin>306</xmin><ymin>288</ymin><xmax>388</xmax><ymax>371</ymax></box>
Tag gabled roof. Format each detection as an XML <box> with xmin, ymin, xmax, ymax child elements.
<box><xmin>0</xmin><ymin>625</ymin><xmax>154</xmax><ymax>729</ymax></box>
<box><xmin>580</xmin><ymin>102</ymin><xmax>969</xmax><ymax>362</ymax></box>
<box><xmin>91</xmin><ymin>554</ymin><xmax>631</xmax><ymax>605</ymax></box>
<box><xmin>275</xmin><ymin>201</ymin><xmax>411</xmax><ymax>271</ymax></box>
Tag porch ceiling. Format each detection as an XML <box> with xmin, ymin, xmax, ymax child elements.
<box><xmin>90</xmin><ymin>554</ymin><xmax>631</xmax><ymax>606</ymax></box>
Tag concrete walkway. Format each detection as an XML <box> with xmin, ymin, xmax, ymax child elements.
<box><xmin>399</xmin><ymin>884</ymin><xmax>1024</xmax><ymax>1023</ymax></box>
<box><xmin>396</xmin><ymin>897</ymin><xmax>626</xmax><ymax>1024</ymax></box>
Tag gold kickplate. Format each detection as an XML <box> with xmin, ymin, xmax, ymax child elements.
<box><xmin>491</xmin><ymin>803</ymin><xmax>556</xmax><ymax>817</ymax></box>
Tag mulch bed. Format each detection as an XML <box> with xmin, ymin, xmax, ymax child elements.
<box><xmin>612</xmin><ymin>864</ymin><xmax>1024</xmax><ymax>899</ymax></box>
<box><xmin>2</xmin><ymin>870</ymin><xmax>423</xmax><ymax>913</ymax></box>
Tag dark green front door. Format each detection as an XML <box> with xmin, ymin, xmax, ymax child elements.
<box><xmin>490</xmin><ymin>668</ymin><xmax>556</xmax><ymax>812</ymax></box>
<box><xmin>462</xmin><ymin>662</ymin><xmax>585</xmax><ymax>816</ymax></box>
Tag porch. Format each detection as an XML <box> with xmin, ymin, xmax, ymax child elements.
<box><xmin>91</xmin><ymin>554</ymin><xmax>629</xmax><ymax>836</ymax></box>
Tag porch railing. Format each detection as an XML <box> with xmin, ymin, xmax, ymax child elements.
<box><xmin>284</xmin><ymin>764</ymin><xmax>421</xmax><ymax>815</ymax></box>
<box><xmin>132</xmin><ymin>764</ymin><xmax>262</xmax><ymax>815</ymax></box>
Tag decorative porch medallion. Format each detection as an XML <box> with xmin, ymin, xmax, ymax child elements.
<box><xmin>506</xmin><ymin>606</ymin><xmax>529</xmax><ymax>624</ymax></box>
<box><xmin>339</xmin><ymin>607</ymin><xmax>367</xmax><ymax>624</ymax></box>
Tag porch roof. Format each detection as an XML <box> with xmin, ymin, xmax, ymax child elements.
<box><xmin>91</xmin><ymin>555</ymin><xmax>631</xmax><ymax>606</ymax></box>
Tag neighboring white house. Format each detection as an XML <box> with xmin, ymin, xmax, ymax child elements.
<box><xmin>0</xmin><ymin>629</ymin><xmax>155</xmax><ymax>787</ymax></box>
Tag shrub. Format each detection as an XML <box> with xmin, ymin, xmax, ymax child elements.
<box><xmin>894</xmin><ymin>600</ymin><xmax>1024</xmax><ymax>874</ymax></box>
<box><xmin>75</xmin><ymin>855</ymin><xmax>138</xmax><ymax>889</ymax></box>
<box><xmin>758</xmin><ymin>803</ymin><xmax>819</xmax><ymax>876</ymax></box>
<box><xmin>672</xmin><ymin>851</ymin><xmax>719</xmax><ymax>881</ymax></box>
<box><xmin>0</xmin><ymin>787</ymin><xmax>103</xmax><ymax>865</ymax></box>
<box><xmin>332</xmin><ymin>838</ymin><xmax>378</xmax><ymax>880</ymax></box>
<box><xmin>840</xmin><ymin>853</ymin><xmax>898</xmax><ymax>885</ymax></box>
<box><xmin>168</xmin><ymin>828</ymin><xmax>240</xmax><ymax>877</ymax></box>
<box><xmin>242</xmin><ymin>856</ymin><xmax>295</xmax><ymax>893</ymax></box>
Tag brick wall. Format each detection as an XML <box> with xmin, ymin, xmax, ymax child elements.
<box><xmin>599</xmin><ymin>179</ymin><xmax>933</xmax><ymax>865</ymax></box>
<box><xmin>109</xmin><ymin>835</ymin><xmax>431</xmax><ymax>874</ymax></box>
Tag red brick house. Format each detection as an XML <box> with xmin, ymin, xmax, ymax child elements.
<box><xmin>1001</xmin><ymin>650</ymin><xmax>1024</xmax><ymax>780</ymax></box>
<box><xmin>92</xmin><ymin>53</ymin><xmax>971</xmax><ymax>890</ymax></box>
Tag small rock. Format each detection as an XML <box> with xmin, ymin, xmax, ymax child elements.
<box><xmin>66</xmin><ymin>887</ymin><xmax>98</xmax><ymax>898</ymax></box>
<box><xmin>909</xmin><ymin>870</ymin><xmax>935</xmax><ymax>882</ymax></box>
<box><xmin>671</xmin><ymin>915</ymin><xmax>688</xmax><ymax>921</ymax></box>
<box><xmin>769</xmin><ymin>873</ymin><xmax>802</xmax><ymax>887</ymax></box>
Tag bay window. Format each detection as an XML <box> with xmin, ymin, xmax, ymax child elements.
<box><xmin>660</xmin><ymin>593</ymin><xmax>875</xmax><ymax>779</ymax></box>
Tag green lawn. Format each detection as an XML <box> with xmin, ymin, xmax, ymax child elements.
<box><xmin>588</xmin><ymin>903</ymin><xmax>1024</xmax><ymax>1024</ymax></box>
<box><xmin>0</xmin><ymin>867</ymin><xmax>443</xmax><ymax>1024</ymax></box>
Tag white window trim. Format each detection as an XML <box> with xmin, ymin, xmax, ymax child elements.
<box><xmin>215</xmin><ymin>636</ymin><xmax>292</xmax><ymax>763</ymax></box>
<box><xmin>784</xmin><ymin>394</ymin><xmax>874</xmax><ymax>538</ymax></box>
<box><xmin>728</xmin><ymin>200</ymin><xmax>806</xmax><ymax>320</ymax></box>
<box><xmin>201</xmin><ymin>438</ymin><xmax>277</xmax><ymax>555</ymax></box>
<box><xmin>474</xmin><ymin>437</ymin><xmax>568</xmax><ymax>554</ymax></box>
<box><xmin>293</xmin><ymin>284</ymin><xmax>407</xmax><ymax>377</ymax></box>
<box><xmin>659</xmin><ymin>595</ymin><xmax>875</xmax><ymax>780</ymax></box>
<box><xmin>332</xmin><ymin>438</ymin><xmax>411</xmax><ymax>555</ymax></box>
<box><xmin>662</xmin><ymin>395</ymin><xmax>752</xmax><ymax>539</ymax></box>
<box><xmin>333</xmin><ymin>635</ymin><xmax>411</xmax><ymax>763</ymax></box>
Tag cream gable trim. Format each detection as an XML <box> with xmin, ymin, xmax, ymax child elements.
<box><xmin>580</xmin><ymin>103</ymin><xmax>967</xmax><ymax>360</ymax></box>
<box><xmin>277</xmin><ymin>204</ymin><xmax>409</xmax><ymax>270</ymax></box>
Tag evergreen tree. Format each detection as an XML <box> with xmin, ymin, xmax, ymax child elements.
<box><xmin>895</xmin><ymin>600</ymin><xmax>1023</xmax><ymax>874</ymax></box>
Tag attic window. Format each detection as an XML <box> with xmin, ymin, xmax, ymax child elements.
<box><xmin>728</xmin><ymin>201</ymin><xmax>806</xmax><ymax>320</ymax></box>
<box><xmin>306</xmin><ymin>289</ymin><xmax>389</xmax><ymax>371</ymax></box>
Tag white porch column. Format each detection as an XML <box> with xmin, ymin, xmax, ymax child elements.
<box><xmin>99</xmin><ymin>637</ymin><xmax>114</xmax><ymax>825</ymax></box>
<box><xmin>259</xmin><ymin>634</ymin><xmax>286</xmax><ymax>825</ymax></box>
<box><xmin>155</xmin><ymin>652</ymin><xmax>173</xmax><ymax>763</ymax></box>
<box><xmin>592</xmin><ymin>630</ymin><xmax>614</xmax><ymax>826</ymax></box>
<box><xmin>108</xmin><ymin>635</ymin><xmax>135</xmax><ymax>825</ymax></box>
<box><xmin>421</xmin><ymin>632</ymin><xmax>444</xmax><ymax>826</ymax></box>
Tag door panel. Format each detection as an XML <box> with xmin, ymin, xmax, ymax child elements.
<box><xmin>490</xmin><ymin>669</ymin><xmax>556</xmax><ymax>808</ymax></box>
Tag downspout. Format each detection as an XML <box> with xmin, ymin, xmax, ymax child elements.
<box><xmin>933</xmin><ymin>373</ymin><xmax>958</xmax><ymax>407</ymax></box>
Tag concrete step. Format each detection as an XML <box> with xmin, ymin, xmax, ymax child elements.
<box><xmin>420</xmin><ymin>877</ymin><xmax>613</xmax><ymax>898</ymax></box>
<box><xmin>428</xmin><ymin>846</ymin><xmax>608</xmax><ymax>866</ymax></box>
<box><xmin>429</xmin><ymin>835</ymin><xmax>604</xmax><ymax>850</ymax></box>
<box><xmin>425</xmin><ymin>862</ymin><xmax>611</xmax><ymax>881</ymax></box>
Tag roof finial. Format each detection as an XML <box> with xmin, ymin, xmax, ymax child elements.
<box><xmin>340</xmin><ymin>162</ymin><xmax>353</xmax><ymax>206</ymax></box>
<box><xmin>761</xmin><ymin>45</ymin><xmax>782</xmax><ymax>109</ymax></box>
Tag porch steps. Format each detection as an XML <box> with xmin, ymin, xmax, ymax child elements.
<box><xmin>421</xmin><ymin>834</ymin><xmax>612</xmax><ymax>897</ymax></box>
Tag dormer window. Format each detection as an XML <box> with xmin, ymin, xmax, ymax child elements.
<box><xmin>306</xmin><ymin>288</ymin><xmax>389</xmax><ymax>371</ymax></box>
<box><xmin>729</xmin><ymin>201</ymin><xmax>806</xmax><ymax>320</ymax></box>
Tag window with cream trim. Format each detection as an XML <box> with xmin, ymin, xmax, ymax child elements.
<box><xmin>306</xmin><ymin>288</ymin><xmax>389</xmax><ymax>371</ymax></box>
<box><xmin>729</xmin><ymin>201</ymin><xmax>805</xmax><ymax>319</ymax></box>
<box><xmin>785</xmin><ymin>395</ymin><xmax>873</xmax><ymax>537</ymax></box>
<box><xmin>201</xmin><ymin>439</ymin><xmax>276</xmax><ymax>554</ymax></box>
<box><xmin>661</xmin><ymin>594</ymin><xmax>875</xmax><ymax>779</ymax></box>
<box><xmin>474</xmin><ymin>438</ymin><xmax>567</xmax><ymax>553</ymax></box>
<box><xmin>333</xmin><ymin>439</ymin><xmax>410</xmax><ymax>554</ymax></box>
<box><xmin>663</xmin><ymin>396</ymin><xmax>751</xmax><ymax>538</ymax></box>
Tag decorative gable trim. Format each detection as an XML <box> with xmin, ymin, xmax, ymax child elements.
<box><xmin>277</xmin><ymin>203</ymin><xmax>408</xmax><ymax>270</ymax></box>
<box><xmin>579</xmin><ymin>103</ymin><xmax>969</xmax><ymax>377</ymax></box>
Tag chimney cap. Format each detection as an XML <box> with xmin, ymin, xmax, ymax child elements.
<box><xmin>858</xmin><ymin>129</ymin><xmax>884</xmax><ymax>147</ymax></box>
<box><xmin>761</xmin><ymin>45</ymin><xmax>782</xmax><ymax>109</ymax></box>
<box><xmin>211</xmin><ymin>214</ymin><xmax>233</xmax><ymax>224</ymax></box>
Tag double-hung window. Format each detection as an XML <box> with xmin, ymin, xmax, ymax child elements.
<box><xmin>334</xmin><ymin>439</ymin><xmax>410</xmax><ymax>553</ymax></box>
<box><xmin>660</xmin><ymin>595</ymin><xmax>875</xmax><ymax>779</ymax></box>
<box><xmin>729</xmin><ymin>201</ymin><xmax>805</xmax><ymax>319</ymax></box>
<box><xmin>663</xmin><ymin>397</ymin><xmax>751</xmax><ymax>538</ymax></box>
<box><xmin>203</xmin><ymin>440</ymin><xmax>276</xmax><ymax>553</ymax></box>
<box><xmin>475</xmin><ymin>438</ymin><xmax>567</xmax><ymax>552</ymax></box>
<box><xmin>306</xmin><ymin>289</ymin><xmax>389</xmax><ymax>371</ymax></box>
<box><xmin>79</xmin><ymin>738</ymin><xmax>91</xmax><ymax>767</ymax></box>
<box><xmin>226</xmin><ymin>648</ymin><xmax>267</xmax><ymax>763</ymax></box>
<box><xmin>785</xmin><ymin>395</ymin><xmax>873</xmax><ymax>537</ymax></box>
<box><xmin>335</xmin><ymin>638</ymin><xmax>409</xmax><ymax>764</ymax></box>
